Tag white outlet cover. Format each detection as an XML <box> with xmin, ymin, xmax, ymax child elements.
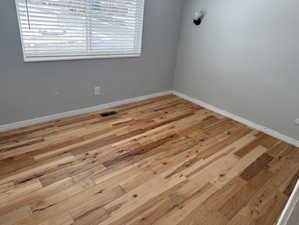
<box><xmin>94</xmin><ymin>86</ymin><xmax>101</xmax><ymax>95</ymax></box>
<box><xmin>295</xmin><ymin>118</ymin><xmax>299</xmax><ymax>125</ymax></box>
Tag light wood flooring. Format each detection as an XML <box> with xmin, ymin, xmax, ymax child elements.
<box><xmin>0</xmin><ymin>95</ymin><xmax>298</xmax><ymax>225</ymax></box>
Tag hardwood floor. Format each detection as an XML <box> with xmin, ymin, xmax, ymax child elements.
<box><xmin>0</xmin><ymin>94</ymin><xmax>298</xmax><ymax>225</ymax></box>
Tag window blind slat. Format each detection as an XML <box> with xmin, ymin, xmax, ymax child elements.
<box><xmin>15</xmin><ymin>0</ymin><xmax>144</xmax><ymax>61</ymax></box>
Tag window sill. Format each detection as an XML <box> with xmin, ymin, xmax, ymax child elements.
<box><xmin>23</xmin><ymin>53</ymin><xmax>142</xmax><ymax>62</ymax></box>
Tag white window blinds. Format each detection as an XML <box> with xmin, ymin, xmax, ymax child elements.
<box><xmin>15</xmin><ymin>0</ymin><xmax>145</xmax><ymax>62</ymax></box>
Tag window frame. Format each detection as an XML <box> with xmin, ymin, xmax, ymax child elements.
<box><xmin>14</xmin><ymin>0</ymin><xmax>145</xmax><ymax>62</ymax></box>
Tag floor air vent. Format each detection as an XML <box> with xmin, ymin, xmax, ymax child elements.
<box><xmin>100</xmin><ymin>111</ymin><xmax>118</xmax><ymax>117</ymax></box>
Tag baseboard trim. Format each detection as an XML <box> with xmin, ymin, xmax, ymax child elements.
<box><xmin>2</xmin><ymin>89</ymin><xmax>298</xmax><ymax>147</ymax></box>
<box><xmin>173</xmin><ymin>90</ymin><xmax>299</xmax><ymax>148</ymax></box>
<box><xmin>0</xmin><ymin>90</ymin><xmax>172</xmax><ymax>132</ymax></box>
<box><xmin>277</xmin><ymin>180</ymin><xmax>299</xmax><ymax>225</ymax></box>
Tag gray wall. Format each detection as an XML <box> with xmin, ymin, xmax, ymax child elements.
<box><xmin>0</xmin><ymin>0</ymin><xmax>183</xmax><ymax>125</ymax></box>
<box><xmin>174</xmin><ymin>0</ymin><xmax>299</xmax><ymax>140</ymax></box>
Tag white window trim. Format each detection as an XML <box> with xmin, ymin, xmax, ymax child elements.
<box><xmin>23</xmin><ymin>53</ymin><xmax>142</xmax><ymax>63</ymax></box>
<box><xmin>14</xmin><ymin>0</ymin><xmax>145</xmax><ymax>62</ymax></box>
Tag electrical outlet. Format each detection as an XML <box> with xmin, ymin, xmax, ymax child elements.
<box><xmin>94</xmin><ymin>86</ymin><xmax>101</xmax><ymax>96</ymax></box>
<box><xmin>295</xmin><ymin>118</ymin><xmax>299</xmax><ymax>126</ymax></box>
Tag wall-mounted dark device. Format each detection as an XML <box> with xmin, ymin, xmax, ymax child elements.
<box><xmin>193</xmin><ymin>10</ymin><xmax>206</xmax><ymax>26</ymax></box>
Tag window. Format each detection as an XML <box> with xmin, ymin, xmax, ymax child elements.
<box><xmin>15</xmin><ymin>0</ymin><xmax>145</xmax><ymax>62</ymax></box>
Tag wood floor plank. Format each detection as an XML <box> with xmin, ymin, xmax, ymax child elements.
<box><xmin>0</xmin><ymin>206</ymin><xmax>32</xmax><ymax>225</ymax></box>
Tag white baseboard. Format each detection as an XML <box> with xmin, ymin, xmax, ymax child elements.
<box><xmin>173</xmin><ymin>90</ymin><xmax>299</xmax><ymax>148</ymax></box>
<box><xmin>277</xmin><ymin>180</ymin><xmax>299</xmax><ymax>225</ymax></box>
<box><xmin>1</xmin><ymin>89</ymin><xmax>298</xmax><ymax>147</ymax></box>
<box><xmin>0</xmin><ymin>90</ymin><xmax>172</xmax><ymax>132</ymax></box>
